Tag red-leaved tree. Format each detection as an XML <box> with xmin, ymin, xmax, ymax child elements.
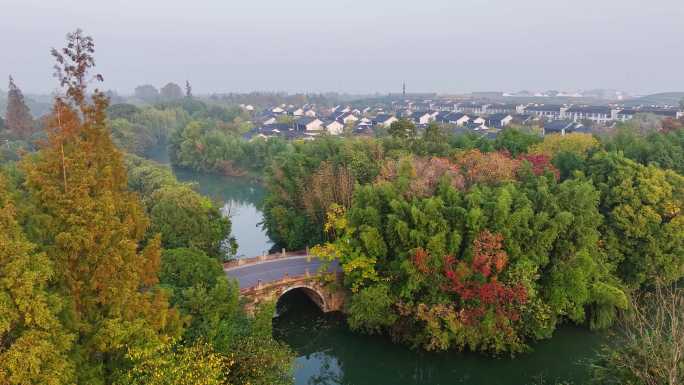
<box><xmin>517</xmin><ymin>154</ymin><xmax>560</xmax><ymax>180</ymax></box>
<box><xmin>443</xmin><ymin>231</ymin><xmax>527</xmax><ymax>326</ymax></box>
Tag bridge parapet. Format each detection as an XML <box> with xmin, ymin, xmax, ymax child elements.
<box><xmin>224</xmin><ymin>248</ymin><xmax>309</xmax><ymax>270</ymax></box>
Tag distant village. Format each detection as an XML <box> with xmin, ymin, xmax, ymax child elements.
<box><xmin>243</xmin><ymin>98</ymin><xmax>684</xmax><ymax>141</ymax></box>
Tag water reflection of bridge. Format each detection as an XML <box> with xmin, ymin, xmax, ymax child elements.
<box><xmin>224</xmin><ymin>251</ymin><xmax>344</xmax><ymax>313</ymax></box>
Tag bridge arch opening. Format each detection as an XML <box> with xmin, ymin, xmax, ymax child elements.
<box><xmin>276</xmin><ymin>286</ymin><xmax>327</xmax><ymax>314</ymax></box>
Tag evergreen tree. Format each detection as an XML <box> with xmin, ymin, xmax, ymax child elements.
<box><xmin>5</xmin><ymin>76</ymin><xmax>34</xmax><ymax>139</ymax></box>
<box><xmin>148</xmin><ymin>185</ymin><xmax>232</xmax><ymax>259</ymax></box>
<box><xmin>22</xmin><ymin>29</ymin><xmax>182</xmax><ymax>384</ymax></box>
<box><xmin>0</xmin><ymin>174</ymin><xmax>75</xmax><ymax>385</ymax></box>
<box><xmin>185</xmin><ymin>80</ymin><xmax>192</xmax><ymax>98</ymax></box>
<box><xmin>388</xmin><ymin>118</ymin><xmax>416</xmax><ymax>140</ymax></box>
<box><xmin>133</xmin><ymin>85</ymin><xmax>159</xmax><ymax>103</ymax></box>
<box><xmin>160</xmin><ymin>82</ymin><xmax>183</xmax><ymax>101</ymax></box>
<box><xmin>588</xmin><ymin>152</ymin><xmax>684</xmax><ymax>288</ymax></box>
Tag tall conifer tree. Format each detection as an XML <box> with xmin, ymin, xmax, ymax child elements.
<box><xmin>22</xmin><ymin>29</ymin><xmax>181</xmax><ymax>384</ymax></box>
<box><xmin>185</xmin><ymin>80</ymin><xmax>192</xmax><ymax>98</ymax></box>
<box><xmin>5</xmin><ymin>76</ymin><xmax>34</xmax><ymax>139</ymax></box>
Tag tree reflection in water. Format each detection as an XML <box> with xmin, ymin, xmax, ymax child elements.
<box><xmin>273</xmin><ymin>290</ymin><xmax>605</xmax><ymax>385</ymax></box>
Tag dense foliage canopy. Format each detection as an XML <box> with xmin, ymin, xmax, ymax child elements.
<box><xmin>254</xmin><ymin>123</ymin><xmax>683</xmax><ymax>355</ymax></box>
<box><xmin>0</xmin><ymin>30</ymin><xmax>293</xmax><ymax>385</ymax></box>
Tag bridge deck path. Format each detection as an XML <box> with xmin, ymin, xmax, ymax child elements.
<box><xmin>224</xmin><ymin>255</ymin><xmax>340</xmax><ymax>289</ymax></box>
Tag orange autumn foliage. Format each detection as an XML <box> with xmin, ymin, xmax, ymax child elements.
<box><xmin>454</xmin><ymin>149</ymin><xmax>521</xmax><ymax>188</ymax></box>
<box><xmin>21</xmin><ymin>30</ymin><xmax>182</xmax><ymax>371</ymax></box>
<box><xmin>378</xmin><ymin>156</ymin><xmax>465</xmax><ymax>197</ymax></box>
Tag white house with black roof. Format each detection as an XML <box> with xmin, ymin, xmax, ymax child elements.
<box><xmin>465</xmin><ymin>121</ymin><xmax>490</xmax><ymax>131</ymax></box>
<box><xmin>287</xmin><ymin>107</ymin><xmax>304</xmax><ymax>116</ymax></box>
<box><xmin>359</xmin><ymin>117</ymin><xmax>372</xmax><ymax>125</ymax></box>
<box><xmin>485</xmin><ymin>113</ymin><xmax>513</xmax><ymax>128</ymax></box>
<box><xmin>456</xmin><ymin>102</ymin><xmax>489</xmax><ymax>115</ymax></box>
<box><xmin>336</xmin><ymin>112</ymin><xmax>359</xmax><ymax>124</ymax></box>
<box><xmin>434</xmin><ymin>111</ymin><xmax>451</xmax><ymax>123</ymax></box>
<box><xmin>525</xmin><ymin>105</ymin><xmax>567</xmax><ymax>120</ymax></box>
<box><xmin>445</xmin><ymin>112</ymin><xmax>470</xmax><ymax>126</ymax></box>
<box><xmin>411</xmin><ymin>111</ymin><xmax>433</xmax><ymax>125</ymax></box>
<box><xmin>355</xmin><ymin>120</ymin><xmax>373</xmax><ymax>132</ymax></box>
<box><xmin>372</xmin><ymin>114</ymin><xmax>398</xmax><ymax>127</ymax></box>
<box><xmin>470</xmin><ymin>116</ymin><xmax>486</xmax><ymax>125</ymax></box>
<box><xmin>324</xmin><ymin>120</ymin><xmax>344</xmax><ymax>135</ymax></box>
<box><xmin>565</xmin><ymin>106</ymin><xmax>615</xmax><ymax>124</ymax></box>
<box><xmin>295</xmin><ymin>117</ymin><xmax>323</xmax><ymax>131</ymax></box>
<box><xmin>435</xmin><ymin>112</ymin><xmax>468</xmax><ymax>126</ymax></box>
<box><xmin>543</xmin><ymin>120</ymin><xmax>584</xmax><ymax>136</ymax></box>
<box><xmin>331</xmin><ymin>105</ymin><xmax>351</xmax><ymax>115</ymax></box>
<box><xmin>246</xmin><ymin>123</ymin><xmax>295</xmax><ymax>140</ymax></box>
<box><xmin>486</xmin><ymin>104</ymin><xmax>522</xmax><ymax>115</ymax></box>
<box><xmin>512</xmin><ymin>114</ymin><xmax>535</xmax><ymax>125</ymax></box>
<box><xmin>436</xmin><ymin>101</ymin><xmax>457</xmax><ymax>111</ymax></box>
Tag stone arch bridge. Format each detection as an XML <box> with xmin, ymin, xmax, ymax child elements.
<box><xmin>224</xmin><ymin>251</ymin><xmax>345</xmax><ymax>314</ymax></box>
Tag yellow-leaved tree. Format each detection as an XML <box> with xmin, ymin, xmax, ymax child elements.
<box><xmin>528</xmin><ymin>132</ymin><xmax>600</xmax><ymax>158</ymax></box>
<box><xmin>0</xmin><ymin>174</ymin><xmax>75</xmax><ymax>385</ymax></box>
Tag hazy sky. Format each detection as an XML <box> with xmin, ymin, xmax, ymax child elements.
<box><xmin>1</xmin><ymin>0</ymin><xmax>682</xmax><ymax>95</ymax></box>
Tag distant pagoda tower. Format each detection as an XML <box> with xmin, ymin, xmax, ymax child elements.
<box><xmin>402</xmin><ymin>82</ymin><xmax>406</xmax><ymax>97</ymax></box>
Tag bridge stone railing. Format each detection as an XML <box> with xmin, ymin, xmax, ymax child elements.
<box><xmin>223</xmin><ymin>247</ymin><xmax>310</xmax><ymax>270</ymax></box>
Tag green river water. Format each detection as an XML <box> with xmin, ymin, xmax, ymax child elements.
<box><xmin>146</xmin><ymin>146</ymin><xmax>605</xmax><ymax>385</ymax></box>
<box><xmin>274</xmin><ymin>291</ymin><xmax>603</xmax><ymax>385</ymax></box>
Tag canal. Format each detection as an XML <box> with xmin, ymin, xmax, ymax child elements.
<box><xmin>146</xmin><ymin>143</ymin><xmax>273</xmax><ymax>258</ymax></box>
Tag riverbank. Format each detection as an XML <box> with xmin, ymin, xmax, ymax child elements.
<box><xmin>145</xmin><ymin>143</ymin><xmax>273</xmax><ymax>258</ymax></box>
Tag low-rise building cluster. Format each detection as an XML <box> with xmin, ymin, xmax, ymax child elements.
<box><xmin>244</xmin><ymin>99</ymin><xmax>684</xmax><ymax>140</ymax></box>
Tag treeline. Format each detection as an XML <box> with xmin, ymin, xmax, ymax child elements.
<box><xmin>257</xmin><ymin>122</ymin><xmax>683</xmax><ymax>248</ymax></box>
<box><xmin>163</xmin><ymin>116</ymin><xmax>684</xmax><ymax>260</ymax></box>
<box><xmin>168</xmin><ymin>121</ymin><xmax>288</xmax><ymax>175</ymax></box>
<box><xmin>106</xmin><ymin>97</ymin><xmax>253</xmax><ymax>158</ymax></box>
<box><xmin>0</xmin><ymin>30</ymin><xmax>293</xmax><ymax>385</ymax></box>
<box><xmin>0</xmin><ymin>83</ymin><xmax>257</xmax><ymax>168</ymax></box>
